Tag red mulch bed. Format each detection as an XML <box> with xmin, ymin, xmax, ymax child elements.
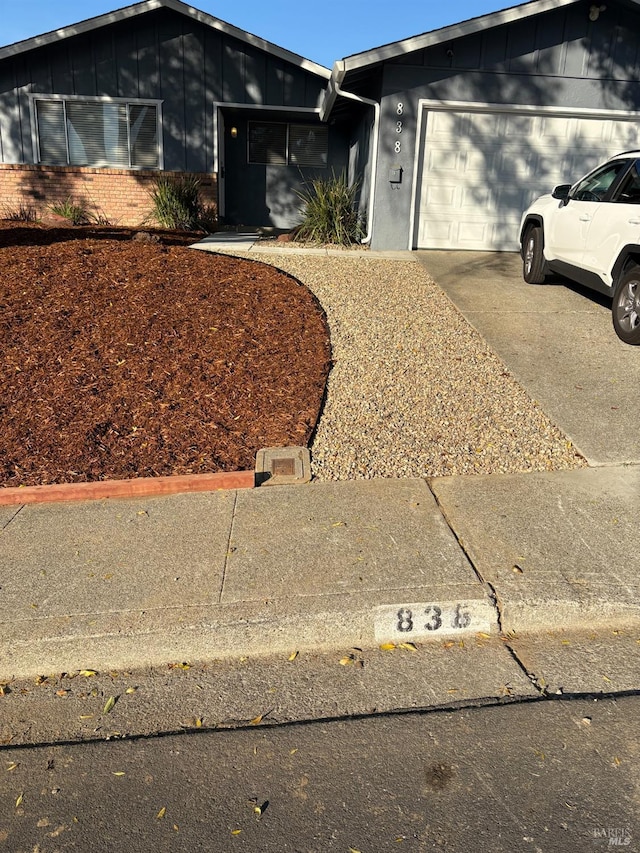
<box><xmin>0</xmin><ymin>224</ymin><xmax>331</xmax><ymax>487</ymax></box>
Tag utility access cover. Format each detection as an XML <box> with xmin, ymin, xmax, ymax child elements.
<box><xmin>255</xmin><ymin>446</ymin><xmax>311</xmax><ymax>486</ymax></box>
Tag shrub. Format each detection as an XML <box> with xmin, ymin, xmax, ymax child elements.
<box><xmin>295</xmin><ymin>172</ymin><xmax>365</xmax><ymax>246</ymax></box>
<box><xmin>49</xmin><ymin>196</ymin><xmax>89</xmax><ymax>225</ymax></box>
<box><xmin>149</xmin><ymin>175</ymin><xmax>215</xmax><ymax>231</ymax></box>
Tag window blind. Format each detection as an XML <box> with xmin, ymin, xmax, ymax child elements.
<box><xmin>34</xmin><ymin>98</ymin><xmax>159</xmax><ymax>169</ymax></box>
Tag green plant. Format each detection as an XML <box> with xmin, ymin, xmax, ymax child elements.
<box><xmin>295</xmin><ymin>172</ymin><xmax>365</xmax><ymax>246</ymax></box>
<box><xmin>49</xmin><ymin>196</ymin><xmax>89</xmax><ymax>225</ymax></box>
<box><xmin>149</xmin><ymin>174</ymin><xmax>210</xmax><ymax>231</ymax></box>
<box><xmin>3</xmin><ymin>202</ymin><xmax>38</xmax><ymax>222</ymax></box>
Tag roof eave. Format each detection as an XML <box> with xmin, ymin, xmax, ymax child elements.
<box><xmin>0</xmin><ymin>0</ymin><xmax>331</xmax><ymax>79</ymax></box>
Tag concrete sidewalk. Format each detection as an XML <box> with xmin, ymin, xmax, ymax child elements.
<box><xmin>2</xmin><ymin>468</ymin><xmax>639</xmax><ymax>696</ymax></box>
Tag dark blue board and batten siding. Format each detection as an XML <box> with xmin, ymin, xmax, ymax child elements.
<box><xmin>345</xmin><ymin>2</ymin><xmax>640</xmax><ymax>250</ymax></box>
<box><xmin>0</xmin><ymin>6</ymin><xmax>345</xmax><ymax>228</ymax></box>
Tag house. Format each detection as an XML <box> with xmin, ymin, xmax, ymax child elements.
<box><xmin>2</xmin><ymin>0</ymin><xmax>640</xmax><ymax>251</ymax></box>
<box><xmin>0</xmin><ymin>0</ymin><xmax>347</xmax><ymax>229</ymax></box>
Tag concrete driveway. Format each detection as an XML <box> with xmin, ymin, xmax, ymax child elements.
<box><xmin>416</xmin><ymin>251</ymin><xmax>640</xmax><ymax>467</ymax></box>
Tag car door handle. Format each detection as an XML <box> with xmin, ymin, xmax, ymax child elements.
<box><xmin>579</xmin><ymin>214</ymin><xmax>592</xmax><ymax>221</ymax></box>
<box><xmin>628</xmin><ymin>218</ymin><xmax>640</xmax><ymax>225</ymax></box>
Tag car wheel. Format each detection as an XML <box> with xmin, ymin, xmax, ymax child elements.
<box><xmin>612</xmin><ymin>267</ymin><xmax>640</xmax><ymax>345</ymax></box>
<box><xmin>522</xmin><ymin>226</ymin><xmax>547</xmax><ymax>284</ymax></box>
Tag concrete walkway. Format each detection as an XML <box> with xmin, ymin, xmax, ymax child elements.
<box><xmin>2</xmin><ymin>469</ymin><xmax>639</xmax><ymax>698</ymax></box>
<box><xmin>192</xmin><ymin>231</ymin><xmax>414</xmax><ymax>259</ymax></box>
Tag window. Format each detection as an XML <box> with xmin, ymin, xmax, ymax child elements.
<box><xmin>248</xmin><ymin>122</ymin><xmax>287</xmax><ymax>165</ymax></box>
<box><xmin>32</xmin><ymin>97</ymin><xmax>161</xmax><ymax>169</ymax></box>
<box><xmin>248</xmin><ymin>121</ymin><xmax>327</xmax><ymax>168</ymax></box>
<box><xmin>571</xmin><ymin>160</ymin><xmax>628</xmax><ymax>202</ymax></box>
<box><xmin>615</xmin><ymin>162</ymin><xmax>640</xmax><ymax>204</ymax></box>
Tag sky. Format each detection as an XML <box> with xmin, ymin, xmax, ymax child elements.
<box><xmin>1</xmin><ymin>0</ymin><xmax>518</xmax><ymax>68</ymax></box>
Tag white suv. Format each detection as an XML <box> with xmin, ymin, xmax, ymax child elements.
<box><xmin>519</xmin><ymin>152</ymin><xmax>640</xmax><ymax>345</ymax></box>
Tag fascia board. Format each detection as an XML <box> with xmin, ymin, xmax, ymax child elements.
<box><xmin>0</xmin><ymin>0</ymin><xmax>162</xmax><ymax>60</ymax></box>
<box><xmin>0</xmin><ymin>0</ymin><xmax>331</xmax><ymax>79</ymax></box>
<box><xmin>163</xmin><ymin>0</ymin><xmax>330</xmax><ymax>78</ymax></box>
<box><xmin>319</xmin><ymin>61</ymin><xmax>347</xmax><ymax>121</ymax></box>
<box><xmin>339</xmin><ymin>0</ymin><xmax>582</xmax><ymax>72</ymax></box>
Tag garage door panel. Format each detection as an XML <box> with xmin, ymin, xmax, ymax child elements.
<box><xmin>416</xmin><ymin>108</ymin><xmax>640</xmax><ymax>250</ymax></box>
<box><xmin>460</xmin><ymin>185</ymin><xmax>492</xmax><ymax>211</ymax></box>
<box><xmin>426</xmin><ymin>147</ymin><xmax>463</xmax><ymax>172</ymax></box>
<box><xmin>537</xmin><ymin>116</ymin><xmax>574</xmax><ymax>143</ymax></box>
<box><xmin>418</xmin><ymin>218</ymin><xmax>456</xmax><ymax>244</ymax></box>
<box><xmin>504</xmin><ymin>114</ymin><xmax>536</xmax><ymax>137</ymax></box>
<box><xmin>423</xmin><ymin>183</ymin><xmax>458</xmax><ymax>207</ymax></box>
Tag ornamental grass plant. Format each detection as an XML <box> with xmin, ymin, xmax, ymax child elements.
<box><xmin>150</xmin><ymin>175</ymin><xmax>213</xmax><ymax>231</ymax></box>
<box><xmin>296</xmin><ymin>172</ymin><xmax>365</xmax><ymax>246</ymax></box>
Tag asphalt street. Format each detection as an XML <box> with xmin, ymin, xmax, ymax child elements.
<box><xmin>1</xmin><ymin>695</ymin><xmax>638</xmax><ymax>852</ymax></box>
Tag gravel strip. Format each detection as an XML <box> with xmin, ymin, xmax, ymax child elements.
<box><xmin>224</xmin><ymin>251</ymin><xmax>586</xmax><ymax>480</ymax></box>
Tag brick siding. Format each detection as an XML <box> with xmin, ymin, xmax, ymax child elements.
<box><xmin>0</xmin><ymin>164</ymin><xmax>218</xmax><ymax>226</ymax></box>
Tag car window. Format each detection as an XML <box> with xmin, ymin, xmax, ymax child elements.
<box><xmin>571</xmin><ymin>160</ymin><xmax>630</xmax><ymax>202</ymax></box>
<box><xmin>613</xmin><ymin>162</ymin><xmax>640</xmax><ymax>204</ymax></box>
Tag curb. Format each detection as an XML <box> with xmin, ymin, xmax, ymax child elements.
<box><xmin>0</xmin><ymin>469</ymin><xmax>255</xmax><ymax>506</ymax></box>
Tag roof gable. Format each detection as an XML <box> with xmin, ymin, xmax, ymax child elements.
<box><xmin>0</xmin><ymin>0</ymin><xmax>330</xmax><ymax>79</ymax></box>
<box><xmin>336</xmin><ymin>0</ymin><xmax>606</xmax><ymax>71</ymax></box>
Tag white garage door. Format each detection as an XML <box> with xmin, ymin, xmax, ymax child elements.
<box><xmin>415</xmin><ymin>108</ymin><xmax>640</xmax><ymax>251</ymax></box>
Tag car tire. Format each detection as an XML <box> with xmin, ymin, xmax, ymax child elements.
<box><xmin>612</xmin><ymin>266</ymin><xmax>640</xmax><ymax>345</ymax></box>
<box><xmin>522</xmin><ymin>226</ymin><xmax>548</xmax><ymax>284</ymax></box>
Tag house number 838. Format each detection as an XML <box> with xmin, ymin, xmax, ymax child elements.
<box><xmin>396</xmin><ymin>605</ymin><xmax>471</xmax><ymax>633</ymax></box>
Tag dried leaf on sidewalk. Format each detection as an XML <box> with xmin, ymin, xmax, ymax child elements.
<box><xmin>103</xmin><ymin>696</ymin><xmax>117</xmax><ymax>715</ymax></box>
<box><xmin>157</xmin><ymin>807</ymin><xmax>166</xmax><ymax>819</ymax></box>
<box><xmin>288</xmin><ymin>651</ymin><xmax>299</xmax><ymax>661</ymax></box>
<box><xmin>79</xmin><ymin>670</ymin><xmax>97</xmax><ymax>677</ymax></box>
<box><xmin>379</xmin><ymin>642</ymin><xmax>396</xmax><ymax>651</ymax></box>
<box><xmin>399</xmin><ymin>642</ymin><xmax>417</xmax><ymax>652</ymax></box>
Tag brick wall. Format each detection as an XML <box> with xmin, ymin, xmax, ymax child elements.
<box><xmin>0</xmin><ymin>164</ymin><xmax>218</xmax><ymax>226</ymax></box>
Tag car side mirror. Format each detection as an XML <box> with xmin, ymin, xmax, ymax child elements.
<box><xmin>552</xmin><ymin>184</ymin><xmax>572</xmax><ymax>204</ymax></box>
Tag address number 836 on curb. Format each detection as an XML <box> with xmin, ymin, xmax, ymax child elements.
<box><xmin>375</xmin><ymin>600</ymin><xmax>495</xmax><ymax>643</ymax></box>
